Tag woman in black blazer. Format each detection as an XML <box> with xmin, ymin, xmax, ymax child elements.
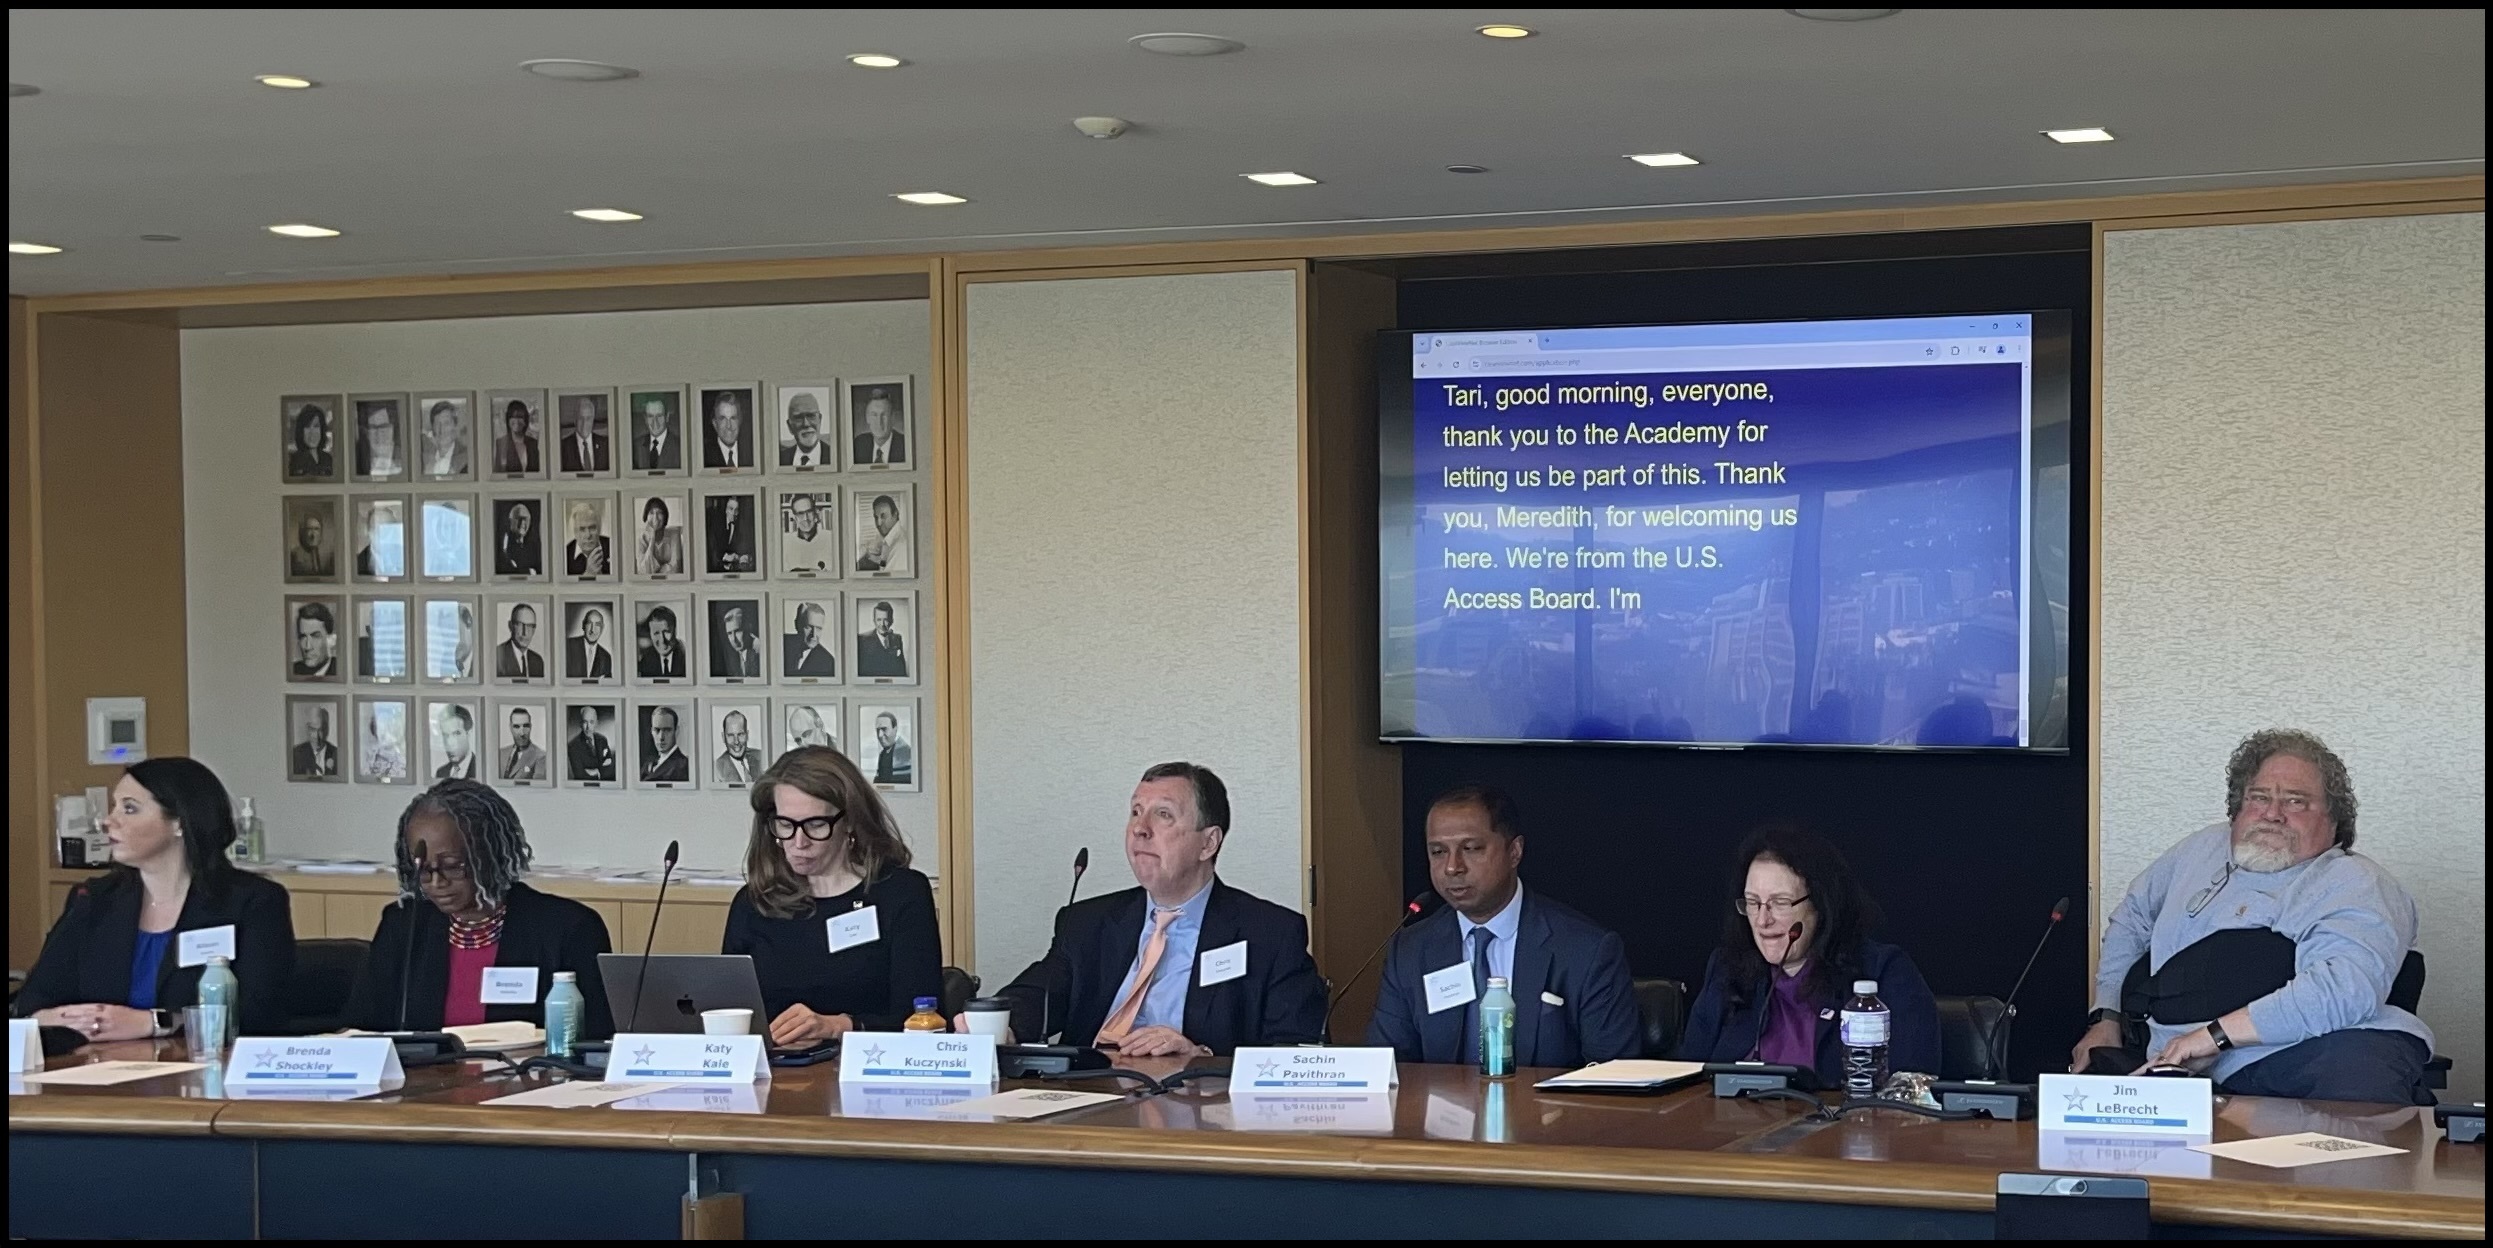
<box><xmin>342</xmin><ymin>779</ymin><xmax>615</xmax><ymax>1037</ymax></box>
<box><xmin>16</xmin><ymin>758</ymin><xmax>297</xmax><ymax>1040</ymax></box>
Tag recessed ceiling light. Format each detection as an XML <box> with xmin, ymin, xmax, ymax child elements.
<box><xmin>570</xmin><ymin>208</ymin><xmax>645</xmax><ymax>222</ymax></box>
<box><xmin>1625</xmin><ymin>152</ymin><xmax>1701</xmax><ymax>167</ymax></box>
<box><xmin>267</xmin><ymin>223</ymin><xmax>343</xmax><ymax>238</ymax></box>
<box><xmin>140</xmin><ymin>234</ymin><xmax>181</xmax><ymax>243</ymax></box>
<box><xmin>847</xmin><ymin>53</ymin><xmax>906</xmax><ymax>69</ymax></box>
<box><xmin>1243</xmin><ymin>172</ymin><xmax>1319</xmax><ymax>187</ymax></box>
<box><xmin>1476</xmin><ymin>24</ymin><xmax>1536</xmax><ymax>39</ymax></box>
<box><xmin>893</xmin><ymin>191</ymin><xmax>969</xmax><ymax>206</ymax></box>
<box><xmin>519</xmin><ymin>58</ymin><xmax>640</xmax><ymax>82</ymax></box>
<box><xmin>9</xmin><ymin>242</ymin><xmax>65</xmax><ymax>255</ymax></box>
<box><xmin>1787</xmin><ymin>8</ymin><xmax>1901</xmax><ymax>19</ymax></box>
<box><xmin>254</xmin><ymin>74</ymin><xmax>317</xmax><ymax>89</ymax></box>
<box><xmin>10</xmin><ymin>83</ymin><xmax>39</xmax><ymax>98</ymax></box>
<box><xmin>1129</xmin><ymin>33</ymin><xmax>1245</xmax><ymax>57</ymax></box>
<box><xmin>1445</xmin><ymin>164</ymin><xmax>1491</xmax><ymax>174</ymax></box>
<box><xmin>2044</xmin><ymin>127</ymin><xmax>2116</xmax><ymax>144</ymax></box>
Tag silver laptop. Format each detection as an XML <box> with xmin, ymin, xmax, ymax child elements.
<box><xmin>596</xmin><ymin>953</ymin><xmax>768</xmax><ymax>1035</ymax></box>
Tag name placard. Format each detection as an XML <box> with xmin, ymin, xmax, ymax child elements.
<box><xmin>1228</xmin><ymin>1092</ymin><xmax>1397</xmax><ymax>1134</ymax></box>
<box><xmin>837</xmin><ymin>1031</ymin><xmax>997</xmax><ymax>1085</ymax></box>
<box><xmin>2038</xmin><ymin>1072</ymin><xmax>2213</xmax><ymax>1136</ymax></box>
<box><xmin>1231</xmin><ymin>1046</ymin><xmax>1400</xmax><ymax>1092</ymax></box>
<box><xmin>606</xmin><ymin>1033</ymin><xmax>768</xmax><ymax>1083</ymax></box>
<box><xmin>230</xmin><ymin>1036</ymin><xmax>405</xmax><ymax>1087</ymax></box>
<box><xmin>8</xmin><ymin>1019</ymin><xmax>35</xmax><ymax>1074</ymax></box>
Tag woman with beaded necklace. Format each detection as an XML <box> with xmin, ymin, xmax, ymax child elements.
<box><xmin>342</xmin><ymin>779</ymin><xmax>615</xmax><ymax>1037</ymax></box>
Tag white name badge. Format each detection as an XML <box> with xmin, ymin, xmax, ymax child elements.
<box><xmin>479</xmin><ymin>966</ymin><xmax>540</xmax><ymax>1004</ymax></box>
<box><xmin>1233</xmin><ymin>1046</ymin><xmax>1400</xmax><ymax>1092</ymax></box>
<box><xmin>837</xmin><ymin>1030</ymin><xmax>997</xmax><ymax>1085</ymax></box>
<box><xmin>607</xmin><ymin>1033</ymin><xmax>768</xmax><ymax>1083</ymax></box>
<box><xmin>231</xmin><ymin>1036</ymin><xmax>404</xmax><ymax>1087</ymax></box>
<box><xmin>1198</xmin><ymin>940</ymin><xmax>1248</xmax><ymax>987</ymax></box>
<box><xmin>177</xmin><ymin>925</ymin><xmax>238</xmax><ymax>968</ymax></box>
<box><xmin>827</xmin><ymin>905</ymin><xmax>881</xmax><ymax>953</ymax></box>
<box><xmin>2038</xmin><ymin>1072</ymin><xmax>2214</xmax><ymax>1136</ymax></box>
<box><xmin>8</xmin><ymin>1018</ymin><xmax>37</xmax><ymax>1074</ymax></box>
<box><xmin>1422</xmin><ymin>963</ymin><xmax>1477</xmax><ymax>1014</ymax></box>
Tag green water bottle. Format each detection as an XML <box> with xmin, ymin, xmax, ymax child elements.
<box><xmin>196</xmin><ymin>955</ymin><xmax>238</xmax><ymax>1052</ymax></box>
<box><xmin>543</xmin><ymin>971</ymin><xmax>583</xmax><ymax>1059</ymax></box>
<box><xmin>1479</xmin><ymin>975</ymin><xmax>1516</xmax><ymax>1080</ymax></box>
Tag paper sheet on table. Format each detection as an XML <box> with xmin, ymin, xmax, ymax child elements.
<box><xmin>19</xmin><ymin>1060</ymin><xmax>206</xmax><ymax>1086</ymax></box>
<box><xmin>446</xmin><ymin>1021</ymin><xmax>544</xmax><ymax>1049</ymax></box>
<box><xmin>2190</xmin><ymin>1132</ymin><xmax>2409</xmax><ymax>1168</ymax></box>
<box><xmin>480</xmin><ymin>1081</ymin><xmax>687</xmax><ymax>1108</ymax></box>
<box><xmin>1535</xmin><ymin>1059</ymin><xmax>1706</xmax><ymax>1088</ymax></box>
<box><xmin>931</xmin><ymin>1087</ymin><xmax>1124</xmax><ymax>1120</ymax></box>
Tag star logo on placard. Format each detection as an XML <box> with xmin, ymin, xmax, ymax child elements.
<box><xmin>631</xmin><ymin>1044</ymin><xmax>658</xmax><ymax>1066</ymax></box>
<box><xmin>862</xmin><ymin>1043</ymin><xmax>887</xmax><ymax>1066</ymax></box>
<box><xmin>254</xmin><ymin>1049</ymin><xmax>277</xmax><ymax>1069</ymax></box>
<box><xmin>2062</xmin><ymin>1089</ymin><xmax>2092</xmax><ymax>1112</ymax></box>
<box><xmin>1255</xmin><ymin>1058</ymin><xmax>1282</xmax><ymax>1080</ymax></box>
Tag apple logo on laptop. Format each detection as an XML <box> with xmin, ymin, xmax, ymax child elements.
<box><xmin>675</xmin><ymin>994</ymin><xmax>697</xmax><ymax>1018</ymax></box>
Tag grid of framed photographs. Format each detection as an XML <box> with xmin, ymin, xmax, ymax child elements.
<box><xmin>278</xmin><ymin>376</ymin><xmax>922</xmax><ymax>793</ymax></box>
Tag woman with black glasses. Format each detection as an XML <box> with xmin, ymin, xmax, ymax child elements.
<box><xmin>722</xmin><ymin>745</ymin><xmax>941</xmax><ymax>1049</ymax></box>
<box><xmin>343</xmin><ymin>779</ymin><xmax>614</xmax><ymax>1037</ymax></box>
<box><xmin>1676</xmin><ymin>823</ymin><xmax>1939</xmax><ymax>1085</ymax></box>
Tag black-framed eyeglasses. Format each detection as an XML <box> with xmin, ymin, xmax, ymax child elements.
<box><xmin>416</xmin><ymin>858</ymin><xmax>471</xmax><ymax>882</ymax></box>
<box><xmin>769</xmin><ymin>813</ymin><xmax>843</xmax><ymax>842</ymax></box>
<box><xmin>1733</xmin><ymin>894</ymin><xmax>1810</xmax><ymax>919</ymax></box>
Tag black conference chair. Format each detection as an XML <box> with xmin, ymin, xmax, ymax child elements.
<box><xmin>2386</xmin><ymin>950</ymin><xmax>2451</xmax><ymax>1090</ymax></box>
<box><xmin>1632</xmin><ymin>977</ymin><xmax>1688</xmax><ymax>1059</ymax></box>
<box><xmin>1935</xmin><ymin>994</ymin><xmax>2012</xmax><ymax>1081</ymax></box>
<box><xmin>938</xmin><ymin>965</ymin><xmax>981</xmax><ymax>1021</ymax></box>
<box><xmin>283</xmin><ymin>937</ymin><xmax>371</xmax><ymax>1035</ymax></box>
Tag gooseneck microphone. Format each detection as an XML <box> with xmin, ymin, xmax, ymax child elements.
<box><xmin>1993</xmin><ymin>896</ymin><xmax>2072</xmax><ymax>1074</ymax></box>
<box><xmin>395</xmin><ymin>838</ymin><xmax>427</xmax><ymax>1032</ymax></box>
<box><xmin>1067</xmin><ymin>847</ymin><xmax>1089</xmax><ymax>909</ymax></box>
<box><xmin>624</xmin><ymin>840</ymin><xmax>681</xmax><ymax>1034</ymax></box>
<box><xmin>1323</xmin><ymin>890</ymin><xmax>1443</xmax><ymax>1036</ymax></box>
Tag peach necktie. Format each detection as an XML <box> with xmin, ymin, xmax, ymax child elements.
<box><xmin>1095</xmin><ymin>907</ymin><xmax>1180</xmax><ymax>1046</ymax></box>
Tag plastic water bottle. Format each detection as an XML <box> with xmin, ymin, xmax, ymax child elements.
<box><xmin>543</xmin><ymin>971</ymin><xmax>583</xmax><ymax>1058</ymax></box>
<box><xmin>903</xmin><ymin>997</ymin><xmax>946</xmax><ymax>1032</ymax></box>
<box><xmin>231</xmin><ymin>798</ymin><xmax>265</xmax><ymax>865</ymax></box>
<box><xmin>196</xmin><ymin>955</ymin><xmax>238</xmax><ymax>1052</ymax></box>
<box><xmin>1478</xmin><ymin>976</ymin><xmax>1516</xmax><ymax>1079</ymax></box>
<box><xmin>1839</xmin><ymin>979</ymin><xmax>1890</xmax><ymax>1099</ymax></box>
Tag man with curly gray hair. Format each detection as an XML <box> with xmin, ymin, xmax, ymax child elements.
<box><xmin>2070</xmin><ymin>729</ymin><xmax>2435</xmax><ymax>1104</ymax></box>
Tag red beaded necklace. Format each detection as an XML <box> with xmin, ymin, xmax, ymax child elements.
<box><xmin>447</xmin><ymin>906</ymin><xmax>507</xmax><ymax>950</ymax></box>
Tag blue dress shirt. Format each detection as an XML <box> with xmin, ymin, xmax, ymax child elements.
<box><xmin>1108</xmin><ymin>878</ymin><xmax>1215</xmax><ymax>1032</ymax></box>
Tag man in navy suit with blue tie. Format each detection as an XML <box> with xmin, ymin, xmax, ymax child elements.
<box><xmin>1366</xmin><ymin>785</ymin><xmax>1641</xmax><ymax>1067</ymax></box>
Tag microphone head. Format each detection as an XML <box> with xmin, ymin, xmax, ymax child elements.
<box><xmin>2050</xmin><ymin>895</ymin><xmax>2071</xmax><ymax>922</ymax></box>
<box><xmin>1408</xmin><ymin>889</ymin><xmax>1436</xmax><ymax>912</ymax></box>
<box><xmin>1074</xmin><ymin>846</ymin><xmax>1089</xmax><ymax>873</ymax></box>
<box><xmin>663</xmin><ymin>839</ymin><xmax>680</xmax><ymax>867</ymax></box>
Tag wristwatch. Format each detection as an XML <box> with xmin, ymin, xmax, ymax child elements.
<box><xmin>2088</xmin><ymin>1007</ymin><xmax>2126</xmax><ymax>1026</ymax></box>
<box><xmin>2205</xmin><ymin>1019</ymin><xmax>2235</xmax><ymax>1052</ymax></box>
<box><xmin>149</xmin><ymin>1009</ymin><xmax>176</xmax><ymax>1038</ymax></box>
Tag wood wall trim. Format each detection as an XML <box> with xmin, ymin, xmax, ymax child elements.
<box><xmin>2088</xmin><ymin>226</ymin><xmax>2108</xmax><ymax>973</ymax></box>
<box><xmin>10</xmin><ymin>299</ymin><xmax>47</xmax><ymax>970</ymax></box>
<box><xmin>932</xmin><ymin>257</ymin><xmax>975</xmax><ymax>969</ymax></box>
<box><xmin>2100</xmin><ymin>197</ymin><xmax>2483</xmax><ymax>234</ymax></box>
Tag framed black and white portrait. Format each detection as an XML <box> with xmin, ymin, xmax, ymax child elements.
<box><xmin>695</xmin><ymin>382</ymin><xmax>762</xmax><ymax>475</ymax></box>
<box><xmin>280</xmin><ymin>394</ymin><xmax>344</xmax><ymax>484</ymax></box>
<box><xmin>851</xmin><ymin>592</ymin><xmax>917</xmax><ymax>685</ymax></box>
<box><xmin>697</xmin><ymin>488</ymin><xmax>763</xmax><ymax>580</ymax></box>
<box><xmin>706</xmin><ymin>699</ymin><xmax>768</xmax><ymax>788</ymax></box>
<box><xmin>354</xmin><ymin>695</ymin><xmax>416</xmax><ymax>785</ymax></box>
<box><xmin>633</xmin><ymin>699</ymin><xmax>698</xmax><ymax>790</ymax></box>
<box><xmin>856</xmin><ymin>699</ymin><xmax>919</xmax><ymax>792</ymax></box>
<box><xmin>414</xmin><ymin>392</ymin><xmax>476</xmax><ymax>482</ymax></box>
<box><xmin>701</xmin><ymin>593</ymin><xmax>768</xmax><ymax>684</ymax></box>
<box><xmin>423</xmin><ymin>698</ymin><xmax>484</xmax><ymax>782</ymax></box>
<box><xmin>281</xmin><ymin>494</ymin><xmax>345</xmax><ymax>585</ymax></box>
<box><xmin>488</xmin><ymin>595</ymin><xmax>552</xmax><ymax>685</ymax></box>
<box><xmin>778</xmin><ymin>699</ymin><xmax>841</xmax><ymax>759</ymax></box>
<box><xmin>558</xmin><ymin>595</ymin><xmax>623</xmax><ymax>686</ymax></box>
<box><xmin>558</xmin><ymin>699</ymin><xmax>624</xmax><ymax>788</ymax></box>
<box><xmin>849</xmin><ymin>484</ymin><xmax>914</xmax><ymax>578</ymax></box>
<box><xmin>630</xmin><ymin>593</ymin><xmax>696</xmax><ymax>686</ymax></box>
<box><xmin>488</xmin><ymin>495</ymin><xmax>549</xmax><ymax>582</ymax></box>
<box><xmin>554</xmin><ymin>387</ymin><xmax>616</xmax><ymax>479</ymax></box>
<box><xmin>626</xmin><ymin>489</ymin><xmax>691</xmax><ymax>582</ymax></box>
<box><xmin>555</xmin><ymin>492</ymin><xmax>619</xmax><ymax>584</ymax></box>
<box><xmin>352</xmin><ymin>494</ymin><xmax>411</xmax><ymax>583</ymax></box>
<box><xmin>418</xmin><ymin>595</ymin><xmax>482</xmax><ymax>685</ymax></box>
<box><xmin>353</xmin><ymin>595</ymin><xmax>412</xmax><ymax>684</ymax></box>
<box><xmin>485</xmin><ymin>389</ymin><xmax>549</xmax><ymax>480</ymax></box>
<box><xmin>774</xmin><ymin>591</ymin><xmax>841</xmax><ymax>686</ymax></box>
<box><xmin>775</xmin><ymin>489</ymin><xmax>840</xmax><ymax>579</ymax></box>
<box><xmin>285</xmin><ymin>694</ymin><xmax>346</xmax><ymax>783</ymax></box>
<box><xmin>284</xmin><ymin>594</ymin><xmax>347</xmax><ymax>685</ymax></box>
<box><xmin>624</xmin><ymin>385</ymin><xmax>688</xmax><ymax>477</ymax></box>
<box><xmin>350</xmin><ymin>393</ymin><xmax>411</xmax><ymax>483</ymax></box>
<box><xmin>490</xmin><ymin>698</ymin><xmax>556</xmax><ymax>788</ymax></box>
<box><xmin>842</xmin><ymin>376</ymin><xmax>913</xmax><ymax>471</ymax></box>
<box><xmin>418</xmin><ymin>494</ymin><xmax>478</xmax><ymax>582</ymax></box>
<box><xmin>772</xmin><ymin>382</ymin><xmax>836</xmax><ymax>473</ymax></box>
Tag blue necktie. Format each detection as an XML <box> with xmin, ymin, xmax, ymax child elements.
<box><xmin>1462</xmin><ymin>926</ymin><xmax>1494</xmax><ymax>1064</ymax></box>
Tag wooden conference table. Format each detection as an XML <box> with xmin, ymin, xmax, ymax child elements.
<box><xmin>9</xmin><ymin>1039</ymin><xmax>2482</xmax><ymax>1240</ymax></box>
